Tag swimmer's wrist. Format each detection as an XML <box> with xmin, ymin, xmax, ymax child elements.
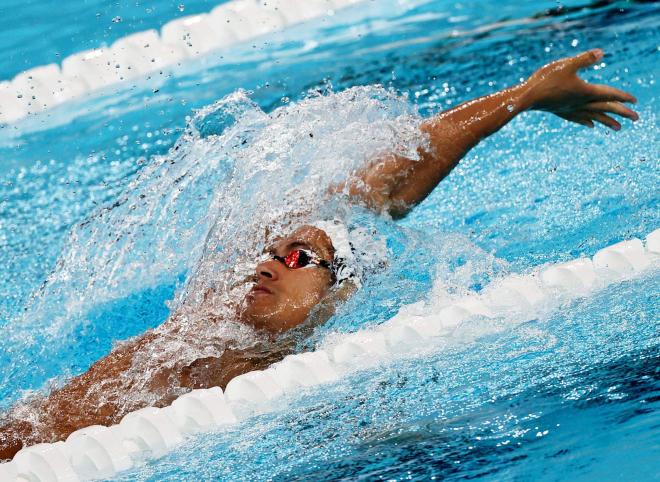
<box><xmin>509</xmin><ymin>81</ymin><xmax>536</xmax><ymax>113</ymax></box>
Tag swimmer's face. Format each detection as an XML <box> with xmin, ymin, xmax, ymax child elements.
<box><xmin>241</xmin><ymin>225</ymin><xmax>335</xmax><ymax>333</ymax></box>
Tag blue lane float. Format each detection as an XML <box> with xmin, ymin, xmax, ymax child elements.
<box><xmin>1</xmin><ymin>228</ymin><xmax>658</xmax><ymax>481</ymax></box>
<box><xmin>0</xmin><ymin>0</ymin><xmax>364</xmax><ymax>125</ymax></box>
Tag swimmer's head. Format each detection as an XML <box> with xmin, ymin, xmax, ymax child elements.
<box><xmin>240</xmin><ymin>225</ymin><xmax>338</xmax><ymax>333</ymax></box>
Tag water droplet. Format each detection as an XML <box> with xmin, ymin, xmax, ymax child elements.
<box><xmin>506</xmin><ymin>104</ymin><xmax>514</xmax><ymax>112</ymax></box>
<box><xmin>178</xmin><ymin>4</ymin><xmax>185</xmax><ymax>12</ymax></box>
<box><xmin>571</xmin><ymin>39</ymin><xmax>579</xmax><ymax>47</ymax></box>
<box><xmin>112</xmin><ymin>16</ymin><xmax>122</xmax><ymax>23</ymax></box>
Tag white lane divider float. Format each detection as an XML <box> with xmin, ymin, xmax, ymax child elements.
<box><xmin>1</xmin><ymin>228</ymin><xmax>658</xmax><ymax>481</ymax></box>
<box><xmin>0</xmin><ymin>0</ymin><xmax>365</xmax><ymax>125</ymax></box>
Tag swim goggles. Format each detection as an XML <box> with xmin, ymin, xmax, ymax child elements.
<box><xmin>271</xmin><ymin>249</ymin><xmax>332</xmax><ymax>271</ymax></box>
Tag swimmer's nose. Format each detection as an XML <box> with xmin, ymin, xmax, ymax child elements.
<box><xmin>256</xmin><ymin>260</ymin><xmax>279</xmax><ymax>281</ymax></box>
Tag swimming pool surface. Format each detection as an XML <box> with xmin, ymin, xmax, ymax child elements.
<box><xmin>1</xmin><ymin>0</ymin><xmax>658</xmax><ymax>480</ymax></box>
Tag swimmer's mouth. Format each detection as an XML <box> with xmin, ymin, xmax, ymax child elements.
<box><xmin>250</xmin><ymin>284</ymin><xmax>273</xmax><ymax>296</ymax></box>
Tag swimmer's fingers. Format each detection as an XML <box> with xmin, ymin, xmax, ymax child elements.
<box><xmin>559</xmin><ymin>112</ymin><xmax>594</xmax><ymax>128</ymax></box>
<box><xmin>561</xmin><ymin>110</ymin><xmax>623</xmax><ymax>130</ymax></box>
<box><xmin>570</xmin><ymin>111</ymin><xmax>622</xmax><ymax>131</ymax></box>
<box><xmin>570</xmin><ymin>49</ymin><xmax>604</xmax><ymax>72</ymax></box>
<box><xmin>568</xmin><ymin>50</ymin><xmax>638</xmax><ymax>104</ymax></box>
<box><xmin>590</xmin><ymin>112</ymin><xmax>622</xmax><ymax>130</ymax></box>
<box><xmin>585</xmin><ymin>83</ymin><xmax>637</xmax><ymax>104</ymax></box>
<box><xmin>584</xmin><ymin>101</ymin><xmax>639</xmax><ymax>121</ymax></box>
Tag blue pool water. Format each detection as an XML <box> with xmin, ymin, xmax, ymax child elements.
<box><xmin>1</xmin><ymin>0</ymin><xmax>658</xmax><ymax>480</ymax></box>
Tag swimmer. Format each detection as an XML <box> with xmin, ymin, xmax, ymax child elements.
<box><xmin>0</xmin><ymin>49</ymin><xmax>639</xmax><ymax>460</ymax></box>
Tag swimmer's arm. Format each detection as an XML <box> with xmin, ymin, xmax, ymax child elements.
<box><xmin>0</xmin><ymin>335</ymin><xmax>281</xmax><ymax>460</ymax></box>
<box><xmin>0</xmin><ymin>331</ymin><xmax>158</xmax><ymax>460</ymax></box>
<box><xmin>335</xmin><ymin>49</ymin><xmax>638</xmax><ymax>218</ymax></box>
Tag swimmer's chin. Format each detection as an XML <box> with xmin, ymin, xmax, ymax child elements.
<box><xmin>239</xmin><ymin>311</ymin><xmax>280</xmax><ymax>334</ymax></box>
<box><xmin>239</xmin><ymin>298</ymin><xmax>278</xmax><ymax>330</ymax></box>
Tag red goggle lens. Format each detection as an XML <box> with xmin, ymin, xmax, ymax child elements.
<box><xmin>284</xmin><ymin>249</ymin><xmax>310</xmax><ymax>269</ymax></box>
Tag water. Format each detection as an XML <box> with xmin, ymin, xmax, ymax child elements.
<box><xmin>0</xmin><ymin>0</ymin><xmax>220</xmax><ymax>80</ymax></box>
<box><xmin>1</xmin><ymin>0</ymin><xmax>658</xmax><ymax>480</ymax></box>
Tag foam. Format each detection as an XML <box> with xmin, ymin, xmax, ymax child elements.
<box><xmin>3</xmin><ymin>228</ymin><xmax>657</xmax><ymax>481</ymax></box>
<box><xmin>0</xmin><ymin>0</ymin><xmax>364</xmax><ymax>125</ymax></box>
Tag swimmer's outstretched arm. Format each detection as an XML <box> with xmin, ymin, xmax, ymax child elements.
<box><xmin>338</xmin><ymin>49</ymin><xmax>638</xmax><ymax>218</ymax></box>
<box><xmin>0</xmin><ymin>327</ymin><xmax>285</xmax><ymax>460</ymax></box>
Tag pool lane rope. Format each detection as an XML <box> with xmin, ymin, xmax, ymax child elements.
<box><xmin>0</xmin><ymin>0</ymin><xmax>365</xmax><ymax>125</ymax></box>
<box><xmin>1</xmin><ymin>228</ymin><xmax>658</xmax><ymax>481</ymax></box>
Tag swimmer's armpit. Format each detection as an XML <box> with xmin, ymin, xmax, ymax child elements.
<box><xmin>331</xmin><ymin>49</ymin><xmax>638</xmax><ymax>219</ymax></box>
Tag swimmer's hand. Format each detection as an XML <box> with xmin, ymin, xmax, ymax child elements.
<box><xmin>525</xmin><ymin>48</ymin><xmax>639</xmax><ymax>130</ymax></box>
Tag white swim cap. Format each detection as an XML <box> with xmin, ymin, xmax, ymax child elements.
<box><xmin>313</xmin><ymin>219</ymin><xmax>361</xmax><ymax>287</ymax></box>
